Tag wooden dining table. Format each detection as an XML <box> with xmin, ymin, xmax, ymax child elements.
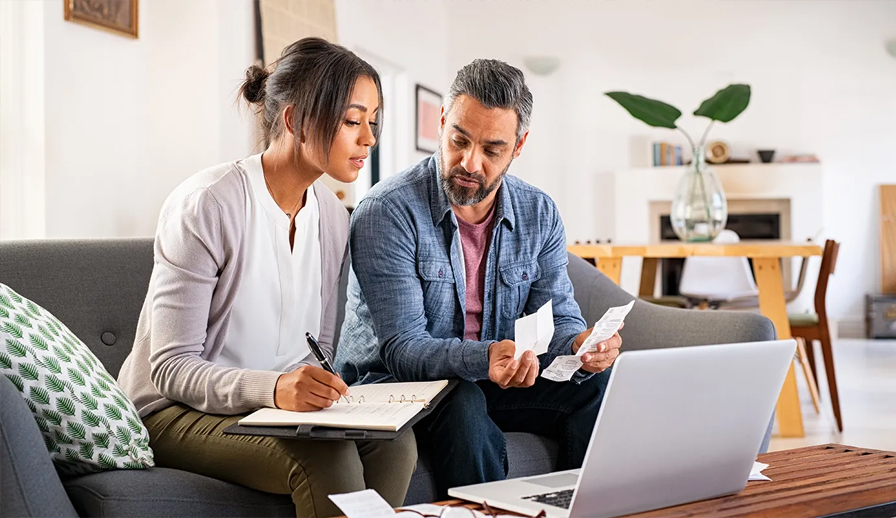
<box><xmin>567</xmin><ymin>241</ymin><xmax>825</xmax><ymax>438</ymax></box>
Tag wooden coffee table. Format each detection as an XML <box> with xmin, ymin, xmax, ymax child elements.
<box><xmin>428</xmin><ymin>444</ymin><xmax>896</xmax><ymax>517</ymax></box>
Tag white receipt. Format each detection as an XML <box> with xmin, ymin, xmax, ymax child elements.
<box><xmin>540</xmin><ymin>355</ymin><xmax>583</xmax><ymax>382</ymax></box>
<box><xmin>749</xmin><ymin>461</ymin><xmax>771</xmax><ymax>481</ymax></box>
<box><xmin>329</xmin><ymin>489</ymin><xmax>396</xmax><ymax>518</ymax></box>
<box><xmin>513</xmin><ymin>299</ymin><xmax>554</xmax><ymax>360</ymax></box>
<box><xmin>575</xmin><ymin>301</ymin><xmax>634</xmax><ymax>357</ymax></box>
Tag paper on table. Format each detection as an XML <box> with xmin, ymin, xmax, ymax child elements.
<box><xmin>540</xmin><ymin>355</ymin><xmax>583</xmax><ymax>382</ymax></box>
<box><xmin>749</xmin><ymin>461</ymin><xmax>771</xmax><ymax>481</ymax></box>
<box><xmin>514</xmin><ymin>299</ymin><xmax>554</xmax><ymax>360</ymax></box>
<box><xmin>575</xmin><ymin>300</ymin><xmax>634</xmax><ymax>357</ymax></box>
<box><xmin>329</xmin><ymin>489</ymin><xmax>396</xmax><ymax>518</ymax></box>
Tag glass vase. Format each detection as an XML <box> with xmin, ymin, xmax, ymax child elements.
<box><xmin>669</xmin><ymin>145</ymin><xmax>728</xmax><ymax>242</ymax></box>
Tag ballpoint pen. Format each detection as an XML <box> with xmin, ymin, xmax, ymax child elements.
<box><xmin>305</xmin><ymin>332</ymin><xmax>350</xmax><ymax>404</ymax></box>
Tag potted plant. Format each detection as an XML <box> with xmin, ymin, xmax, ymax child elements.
<box><xmin>606</xmin><ymin>85</ymin><xmax>751</xmax><ymax>242</ymax></box>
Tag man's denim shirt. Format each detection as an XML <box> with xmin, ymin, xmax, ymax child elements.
<box><xmin>335</xmin><ymin>155</ymin><xmax>589</xmax><ymax>386</ymax></box>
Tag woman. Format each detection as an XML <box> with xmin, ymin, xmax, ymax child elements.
<box><xmin>117</xmin><ymin>38</ymin><xmax>417</xmax><ymax>517</ymax></box>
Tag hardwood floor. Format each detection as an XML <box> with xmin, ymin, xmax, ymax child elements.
<box><xmin>769</xmin><ymin>338</ymin><xmax>896</xmax><ymax>452</ymax></box>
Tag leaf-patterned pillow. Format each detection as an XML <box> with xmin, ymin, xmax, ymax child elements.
<box><xmin>0</xmin><ymin>283</ymin><xmax>154</xmax><ymax>476</ymax></box>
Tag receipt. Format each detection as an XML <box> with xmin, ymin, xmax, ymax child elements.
<box><xmin>575</xmin><ymin>301</ymin><xmax>634</xmax><ymax>357</ymax></box>
<box><xmin>541</xmin><ymin>355</ymin><xmax>584</xmax><ymax>382</ymax></box>
<box><xmin>513</xmin><ymin>299</ymin><xmax>554</xmax><ymax>360</ymax></box>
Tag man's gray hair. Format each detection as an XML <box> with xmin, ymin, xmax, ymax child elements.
<box><xmin>444</xmin><ymin>59</ymin><xmax>533</xmax><ymax>142</ymax></box>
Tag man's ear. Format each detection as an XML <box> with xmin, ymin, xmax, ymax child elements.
<box><xmin>439</xmin><ymin>105</ymin><xmax>447</xmax><ymax>133</ymax></box>
<box><xmin>513</xmin><ymin>131</ymin><xmax>529</xmax><ymax>159</ymax></box>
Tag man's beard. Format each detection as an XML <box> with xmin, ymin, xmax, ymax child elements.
<box><xmin>439</xmin><ymin>158</ymin><xmax>512</xmax><ymax>207</ymax></box>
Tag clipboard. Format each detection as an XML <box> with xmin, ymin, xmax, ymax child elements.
<box><xmin>223</xmin><ymin>379</ymin><xmax>457</xmax><ymax>441</ymax></box>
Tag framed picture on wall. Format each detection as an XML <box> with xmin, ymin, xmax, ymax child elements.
<box><xmin>64</xmin><ymin>0</ymin><xmax>139</xmax><ymax>39</ymax></box>
<box><xmin>415</xmin><ymin>84</ymin><xmax>442</xmax><ymax>154</ymax></box>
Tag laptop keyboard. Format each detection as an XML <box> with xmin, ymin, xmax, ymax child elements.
<box><xmin>522</xmin><ymin>488</ymin><xmax>574</xmax><ymax>509</ymax></box>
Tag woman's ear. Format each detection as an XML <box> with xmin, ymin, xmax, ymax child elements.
<box><xmin>282</xmin><ymin>105</ymin><xmax>306</xmax><ymax>142</ymax></box>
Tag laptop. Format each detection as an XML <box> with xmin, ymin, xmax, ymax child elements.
<box><xmin>448</xmin><ymin>339</ymin><xmax>796</xmax><ymax>518</ymax></box>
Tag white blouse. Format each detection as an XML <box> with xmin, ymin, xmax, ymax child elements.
<box><xmin>218</xmin><ymin>153</ymin><xmax>322</xmax><ymax>371</ymax></box>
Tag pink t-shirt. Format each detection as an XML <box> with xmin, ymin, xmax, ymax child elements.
<box><xmin>456</xmin><ymin>206</ymin><xmax>497</xmax><ymax>341</ymax></box>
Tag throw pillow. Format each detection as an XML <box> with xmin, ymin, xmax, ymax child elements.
<box><xmin>0</xmin><ymin>283</ymin><xmax>154</xmax><ymax>476</ymax></box>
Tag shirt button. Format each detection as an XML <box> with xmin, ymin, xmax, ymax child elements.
<box><xmin>522</xmin><ymin>272</ymin><xmax>528</xmax><ymax>281</ymax></box>
<box><xmin>438</xmin><ymin>269</ymin><xmax>444</xmax><ymax>278</ymax></box>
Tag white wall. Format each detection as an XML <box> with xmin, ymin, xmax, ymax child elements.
<box><xmin>444</xmin><ymin>0</ymin><xmax>896</xmax><ymax>325</ymax></box>
<box><xmin>37</xmin><ymin>0</ymin><xmax>255</xmax><ymax>239</ymax></box>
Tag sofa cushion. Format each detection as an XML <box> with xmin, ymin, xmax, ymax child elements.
<box><xmin>64</xmin><ymin>467</ymin><xmax>294</xmax><ymax>518</ymax></box>
<box><xmin>0</xmin><ymin>283</ymin><xmax>154</xmax><ymax>476</ymax></box>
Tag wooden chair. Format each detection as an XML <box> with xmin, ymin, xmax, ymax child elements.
<box><xmin>789</xmin><ymin>239</ymin><xmax>843</xmax><ymax>432</ymax></box>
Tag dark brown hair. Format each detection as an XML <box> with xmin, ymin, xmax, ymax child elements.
<box><xmin>240</xmin><ymin>37</ymin><xmax>382</xmax><ymax>156</ymax></box>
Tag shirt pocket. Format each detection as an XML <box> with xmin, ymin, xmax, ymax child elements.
<box><xmin>500</xmin><ymin>261</ymin><xmax>541</xmax><ymax>320</ymax></box>
<box><xmin>418</xmin><ymin>260</ymin><xmax>457</xmax><ymax>323</ymax></box>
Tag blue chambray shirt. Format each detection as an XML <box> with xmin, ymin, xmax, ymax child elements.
<box><xmin>335</xmin><ymin>155</ymin><xmax>589</xmax><ymax>386</ymax></box>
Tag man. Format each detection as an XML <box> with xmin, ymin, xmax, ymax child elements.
<box><xmin>336</xmin><ymin>59</ymin><xmax>622</xmax><ymax>497</ymax></box>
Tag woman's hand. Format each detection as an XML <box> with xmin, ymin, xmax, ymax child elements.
<box><xmin>274</xmin><ymin>365</ymin><xmax>350</xmax><ymax>411</ymax></box>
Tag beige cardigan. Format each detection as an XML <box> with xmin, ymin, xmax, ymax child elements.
<box><xmin>118</xmin><ymin>158</ymin><xmax>349</xmax><ymax>417</ymax></box>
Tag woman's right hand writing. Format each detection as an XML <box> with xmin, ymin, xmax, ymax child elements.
<box><xmin>274</xmin><ymin>365</ymin><xmax>350</xmax><ymax>411</ymax></box>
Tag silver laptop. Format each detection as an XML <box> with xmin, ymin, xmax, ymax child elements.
<box><xmin>448</xmin><ymin>339</ymin><xmax>796</xmax><ymax>518</ymax></box>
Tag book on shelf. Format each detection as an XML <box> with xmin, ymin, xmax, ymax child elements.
<box><xmin>653</xmin><ymin>142</ymin><xmax>684</xmax><ymax>166</ymax></box>
<box><xmin>238</xmin><ymin>380</ymin><xmax>451</xmax><ymax>432</ymax></box>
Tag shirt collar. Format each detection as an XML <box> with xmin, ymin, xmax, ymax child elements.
<box><xmin>429</xmin><ymin>153</ymin><xmax>516</xmax><ymax>231</ymax></box>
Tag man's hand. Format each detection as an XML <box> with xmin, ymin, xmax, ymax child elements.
<box><xmin>274</xmin><ymin>365</ymin><xmax>350</xmax><ymax>411</ymax></box>
<box><xmin>572</xmin><ymin>322</ymin><xmax>624</xmax><ymax>373</ymax></box>
<box><xmin>488</xmin><ymin>340</ymin><xmax>539</xmax><ymax>389</ymax></box>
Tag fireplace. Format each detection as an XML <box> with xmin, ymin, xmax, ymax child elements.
<box><xmin>649</xmin><ymin>198</ymin><xmax>792</xmax><ymax>297</ymax></box>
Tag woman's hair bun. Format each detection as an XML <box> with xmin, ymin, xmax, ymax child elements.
<box><xmin>241</xmin><ymin>64</ymin><xmax>270</xmax><ymax>104</ymax></box>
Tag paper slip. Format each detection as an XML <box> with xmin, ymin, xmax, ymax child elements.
<box><xmin>575</xmin><ymin>301</ymin><xmax>634</xmax><ymax>357</ymax></box>
<box><xmin>329</xmin><ymin>489</ymin><xmax>396</xmax><ymax>518</ymax></box>
<box><xmin>749</xmin><ymin>461</ymin><xmax>771</xmax><ymax>481</ymax></box>
<box><xmin>541</xmin><ymin>355</ymin><xmax>583</xmax><ymax>382</ymax></box>
<box><xmin>513</xmin><ymin>299</ymin><xmax>554</xmax><ymax>360</ymax></box>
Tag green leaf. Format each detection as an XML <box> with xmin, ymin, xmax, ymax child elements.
<box><xmin>0</xmin><ymin>294</ymin><xmax>11</xmax><ymax>309</ymax></box>
<box><xmin>43</xmin><ymin>433</ymin><xmax>60</xmax><ymax>453</ymax></box>
<box><xmin>112</xmin><ymin>443</ymin><xmax>129</xmax><ymax>458</ymax></box>
<box><xmin>68</xmin><ymin>421</ymin><xmax>87</xmax><ymax>440</ymax></box>
<box><xmin>98</xmin><ymin>453</ymin><xmax>117</xmax><ymax>469</ymax></box>
<box><xmin>29</xmin><ymin>334</ymin><xmax>49</xmax><ymax>351</ymax></box>
<box><xmin>9</xmin><ymin>290</ymin><xmax>22</xmax><ymax>303</ymax></box>
<box><xmin>43</xmin><ymin>408</ymin><xmax>63</xmax><ymax>426</ymax></box>
<box><xmin>14</xmin><ymin>314</ymin><xmax>32</xmax><ymax>328</ymax></box>
<box><xmin>115</xmin><ymin>426</ymin><xmax>131</xmax><ymax>445</ymax></box>
<box><xmin>34</xmin><ymin>415</ymin><xmax>50</xmax><ymax>433</ymax></box>
<box><xmin>4</xmin><ymin>373</ymin><xmax>24</xmax><ymax>392</ymax></box>
<box><xmin>25</xmin><ymin>398</ymin><xmax>37</xmax><ymax>414</ymax></box>
<box><xmin>127</xmin><ymin>416</ymin><xmax>143</xmax><ymax>435</ymax></box>
<box><xmin>76</xmin><ymin>358</ymin><xmax>90</xmax><ymax>375</ymax></box>
<box><xmin>6</xmin><ymin>337</ymin><xmax>26</xmax><ymax>357</ymax></box>
<box><xmin>111</xmin><ymin>394</ymin><xmax>127</xmax><ymax>409</ymax></box>
<box><xmin>93</xmin><ymin>432</ymin><xmax>110</xmax><ymax>449</ymax></box>
<box><xmin>0</xmin><ymin>306</ymin><xmax>8</xmax><ymax>318</ymax></box>
<box><xmin>19</xmin><ymin>362</ymin><xmax>39</xmax><ymax>381</ymax></box>
<box><xmin>104</xmin><ymin>403</ymin><xmax>122</xmax><ymax>422</ymax></box>
<box><xmin>57</xmin><ymin>396</ymin><xmax>76</xmax><ymax>416</ymax></box>
<box><xmin>43</xmin><ymin>356</ymin><xmax>61</xmax><ymax>374</ymax></box>
<box><xmin>91</xmin><ymin>384</ymin><xmax>104</xmax><ymax>399</ymax></box>
<box><xmin>96</xmin><ymin>377</ymin><xmax>110</xmax><ymax>392</ymax></box>
<box><xmin>47</xmin><ymin>319</ymin><xmax>60</xmax><ymax>336</ymax></box>
<box><xmin>605</xmin><ymin>91</ymin><xmax>681</xmax><ymax>129</ymax></box>
<box><xmin>80</xmin><ymin>392</ymin><xmax>99</xmax><ymax>411</ymax></box>
<box><xmin>693</xmin><ymin>84</ymin><xmax>751</xmax><ymax>123</ymax></box>
<box><xmin>46</xmin><ymin>374</ymin><xmax>66</xmax><ymax>393</ymax></box>
<box><xmin>68</xmin><ymin>368</ymin><xmax>86</xmax><ymax>387</ymax></box>
<box><xmin>82</xmin><ymin>409</ymin><xmax>102</xmax><ymax>427</ymax></box>
<box><xmin>39</xmin><ymin>324</ymin><xmax>53</xmax><ymax>341</ymax></box>
<box><xmin>26</xmin><ymin>300</ymin><xmax>41</xmax><ymax>316</ymax></box>
<box><xmin>79</xmin><ymin>442</ymin><xmax>95</xmax><ymax>460</ymax></box>
<box><xmin>0</xmin><ymin>352</ymin><xmax>11</xmax><ymax>369</ymax></box>
<box><xmin>29</xmin><ymin>386</ymin><xmax>51</xmax><ymax>405</ymax></box>
<box><xmin>53</xmin><ymin>345</ymin><xmax>71</xmax><ymax>363</ymax></box>
<box><xmin>123</xmin><ymin>460</ymin><xmax>147</xmax><ymax>469</ymax></box>
<box><xmin>55</xmin><ymin>429</ymin><xmax>74</xmax><ymax>444</ymax></box>
<box><xmin>64</xmin><ymin>448</ymin><xmax>80</xmax><ymax>463</ymax></box>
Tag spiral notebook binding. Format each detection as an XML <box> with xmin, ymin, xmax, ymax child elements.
<box><xmin>337</xmin><ymin>393</ymin><xmax>425</xmax><ymax>404</ymax></box>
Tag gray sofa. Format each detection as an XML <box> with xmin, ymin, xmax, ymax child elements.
<box><xmin>0</xmin><ymin>239</ymin><xmax>777</xmax><ymax>517</ymax></box>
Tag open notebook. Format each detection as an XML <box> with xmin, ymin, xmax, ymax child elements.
<box><xmin>238</xmin><ymin>380</ymin><xmax>450</xmax><ymax>432</ymax></box>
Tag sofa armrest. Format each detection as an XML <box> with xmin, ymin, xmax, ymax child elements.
<box><xmin>567</xmin><ymin>253</ymin><xmax>777</xmax><ymax>350</ymax></box>
<box><xmin>1</xmin><ymin>375</ymin><xmax>79</xmax><ymax>517</ymax></box>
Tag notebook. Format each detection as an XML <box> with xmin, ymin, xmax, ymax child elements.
<box><xmin>238</xmin><ymin>380</ymin><xmax>450</xmax><ymax>432</ymax></box>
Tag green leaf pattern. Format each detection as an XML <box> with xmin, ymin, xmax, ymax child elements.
<box><xmin>0</xmin><ymin>283</ymin><xmax>153</xmax><ymax>475</ymax></box>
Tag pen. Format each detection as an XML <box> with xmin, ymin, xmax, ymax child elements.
<box><xmin>305</xmin><ymin>332</ymin><xmax>350</xmax><ymax>404</ymax></box>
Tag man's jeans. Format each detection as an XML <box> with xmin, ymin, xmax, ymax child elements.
<box><xmin>414</xmin><ymin>369</ymin><xmax>613</xmax><ymax>498</ymax></box>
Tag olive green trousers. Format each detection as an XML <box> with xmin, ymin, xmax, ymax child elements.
<box><xmin>144</xmin><ymin>404</ymin><xmax>418</xmax><ymax>518</ymax></box>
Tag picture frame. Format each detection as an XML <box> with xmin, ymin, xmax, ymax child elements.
<box><xmin>415</xmin><ymin>84</ymin><xmax>442</xmax><ymax>154</ymax></box>
<box><xmin>64</xmin><ymin>0</ymin><xmax>139</xmax><ymax>39</ymax></box>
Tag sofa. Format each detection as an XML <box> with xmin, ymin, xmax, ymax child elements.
<box><xmin>0</xmin><ymin>238</ymin><xmax>777</xmax><ymax>517</ymax></box>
